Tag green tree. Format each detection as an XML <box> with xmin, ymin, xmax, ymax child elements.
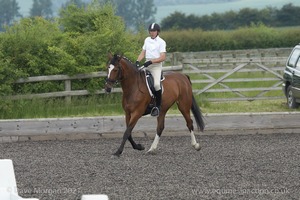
<box><xmin>30</xmin><ymin>0</ymin><xmax>53</xmax><ymax>19</ymax></box>
<box><xmin>236</xmin><ymin>8</ymin><xmax>260</xmax><ymax>27</ymax></box>
<box><xmin>62</xmin><ymin>0</ymin><xmax>87</xmax><ymax>9</ymax></box>
<box><xmin>0</xmin><ymin>17</ymin><xmax>73</xmax><ymax>95</ymax></box>
<box><xmin>258</xmin><ymin>7</ymin><xmax>278</xmax><ymax>26</ymax></box>
<box><xmin>209</xmin><ymin>12</ymin><xmax>223</xmax><ymax>30</ymax></box>
<box><xmin>0</xmin><ymin>1</ymin><xmax>145</xmax><ymax>99</ymax></box>
<box><xmin>161</xmin><ymin>12</ymin><xmax>188</xmax><ymax>30</ymax></box>
<box><xmin>132</xmin><ymin>0</ymin><xmax>156</xmax><ymax>28</ymax></box>
<box><xmin>161</xmin><ymin>3</ymin><xmax>300</xmax><ymax>31</ymax></box>
<box><xmin>59</xmin><ymin>0</ymin><xmax>156</xmax><ymax>31</ymax></box>
<box><xmin>0</xmin><ymin>0</ymin><xmax>21</xmax><ymax>31</ymax></box>
<box><xmin>277</xmin><ymin>3</ymin><xmax>300</xmax><ymax>26</ymax></box>
<box><xmin>220</xmin><ymin>11</ymin><xmax>237</xmax><ymax>30</ymax></box>
<box><xmin>112</xmin><ymin>0</ymin><xmax>156</xmax><ymax>30</ymax></box>
<box><xmin>197</xmin><ymin>14</ymin><xmax>211</xmax><ymax>30</ymax></box>
<box><xmin>59</xmin><ymin>1</ymin><xmax>141</xmax><ymax>65</ymax></box>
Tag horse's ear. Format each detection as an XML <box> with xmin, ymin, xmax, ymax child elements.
<box><xmin>118</xmin><ymin>54</ymin><xmax>122</xmax><ymax>61</ymax></box>
<box><xmin>112</xmin><ymin>53</ymin><xmax>122</xmax><ymax>61</ymax></box>
<box><xmin>108</xmin><ymin>52</ymin><xmax>113</xmax><ymax>60</ymax></box>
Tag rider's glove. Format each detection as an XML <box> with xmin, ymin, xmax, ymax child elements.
<box><xmin>135</xmin><ymin>61</ymin><xmax>140</xmax><ymax>68</ymax></box>
<box><xmin>143</xmin><ymin>60</ymin><xmax>152</xmax><ymax>68</ymax></box>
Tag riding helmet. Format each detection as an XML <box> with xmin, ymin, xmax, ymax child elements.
<box><xmin>148</xmin><ymin>23</ymin><xmax>160</xmax><ymax>32</ymax></box>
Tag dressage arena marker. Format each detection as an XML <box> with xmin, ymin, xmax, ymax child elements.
<box><xmin>0</xmin><ymin>159</ymin><xmax>38</xmax><ymax>200</ymax></box>
<box><xmin>0</xmin><ymin>159</ymin><xmax>108</xmax><ymax>200</ymax></box>
<box><xmin>81</xmin><ymin>195</ymin><xmax>108</xmax><ymax>200</ymax></box>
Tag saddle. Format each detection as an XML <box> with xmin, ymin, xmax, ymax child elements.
<box><xmin>143</xmin><ymin>70</ymin><xmax>164</xmax><ymax>115</ymax></box>
<box><xmin>145</xmin><ymin>70</ymin><xmax>164</xmax><ymax>97</ymax></box>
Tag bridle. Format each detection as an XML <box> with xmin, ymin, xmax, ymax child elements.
<box><xmin>105</xmin><ymin>59</ymin><xmax>124</xmax><ymax>88</ymax></box>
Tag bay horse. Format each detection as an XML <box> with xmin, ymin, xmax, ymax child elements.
<box><xmin>105</xmin><ymin>54</ymin><xmax>205</xmax><ymax>156</ymax></box>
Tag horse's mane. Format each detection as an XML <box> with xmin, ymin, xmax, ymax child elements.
<box><xmin>121</xmin><ymin>55</ymin><xmax>133</xmax><ymax>64</ymax></box>
<box><xmin>112</xmin><ymin>54</ymin><xmax>138</xmax><ymax>71</ymax></box>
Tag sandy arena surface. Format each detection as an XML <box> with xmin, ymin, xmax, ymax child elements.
<box><xmin>0</xmin><ymin>133</ymin><xmax>299</xmax><ymax>200</ymax></box>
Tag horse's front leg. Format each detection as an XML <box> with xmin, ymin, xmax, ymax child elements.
<box><xmin>125</xmin><ymin>111</ymin><xmax>145</xmax><ymax>151</ymax></box>
<box><xmin>114</xmin><ymin>127</ymin><xmax>133</xmax><ymax>156</ymax></box>
<box><xmin>114</xmin><ymin>112</ymin><xmax>144</xmax><ymax>156</ymax></box>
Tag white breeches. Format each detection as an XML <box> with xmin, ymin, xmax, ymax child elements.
<box><xmin>147</xmin><ymin>62</ymin><xmax>162</xmax><ymax>91</ymax></box>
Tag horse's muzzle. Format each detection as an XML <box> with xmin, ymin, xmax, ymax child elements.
<box><xmin>105</xmin><ymin>82</ymin><xmax>112</xmax><ymax>93</ymax></box>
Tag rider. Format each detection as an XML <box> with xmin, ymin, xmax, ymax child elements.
<box><xmin>136</xmin><ymin>23</ymin><xmax>166</xmax><ymax>117</ymax></box>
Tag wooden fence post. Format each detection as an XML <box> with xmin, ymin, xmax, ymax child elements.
<box><xmin>171</xmin><ymin>52</ymin><xmax>181</xmax><ymax>65</ymax></box>
<box><xmin>65</xmin><ymin>80</ymin><xmax>71</xmax><ymax>103</ymax></box>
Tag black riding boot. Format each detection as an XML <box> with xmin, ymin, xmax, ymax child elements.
<box><xmin>151</xmin><ymin>89</ymin><xmax>162</xmax><ymax>117</ymax></box>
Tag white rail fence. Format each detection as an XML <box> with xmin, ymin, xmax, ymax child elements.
<box><xmin>8</xmin><ymin>48</ymin><xmax>292</xmax><ymax>102</ymax></box>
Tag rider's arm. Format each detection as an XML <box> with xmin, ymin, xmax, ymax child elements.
<box><xmin>137</xmin><ymin>50</ymin><xmax>146</xmax><ymax>62</ymax></box>
<box><xmin>150</xmin><ymin>52</ymin><xmax>166</xmax><ymax>64</ymax></box>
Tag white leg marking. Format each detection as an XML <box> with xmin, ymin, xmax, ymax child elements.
<box><xmin>191</xmin><ymin>130</ymin><xmax>201</xmax><ymax>151</ymax></box>
<box><xmin>147</xmin><ymin>134</ymin><xmax>160</xmax><ymax>153</ymax></box>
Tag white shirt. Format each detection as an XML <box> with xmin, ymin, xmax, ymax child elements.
<box><xmin>142</xmin><ymin>35</ymin><xmax>166</xmax><ymax>60</ymax></box>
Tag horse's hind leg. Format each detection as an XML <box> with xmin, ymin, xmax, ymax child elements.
<box><xmin>177</xmin><ymin>102</ymin><xmax>201</xmax><ymax>151</ymax></box>
<box><xmin>147</xmin><ymin>112</ymin><xmax>166</xmax><ymax>154</ymax></box>
<box><xmin>190</xmin><ymin>130</ymin><xmax>201</xmax><ymax>151</ymax></box>
<box><xmin>128</xmin><ymin>135</ymin><xmax>145</xmax><ymax>151</ymax></box>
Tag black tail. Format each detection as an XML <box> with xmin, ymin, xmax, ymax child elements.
<box><xmin>191</xmin><ymin>95</ymin><xmax>205</xmax><ymax>132</ymax></box>
<box><xmin>186</xmin><ymin>75</ymin><xmax>205</xmax><ymax>132</ymax></box>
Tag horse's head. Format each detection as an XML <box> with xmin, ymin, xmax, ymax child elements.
<box><xmin>105</xmin><ymin>53</ymin><xmax>123</xmax><ymax>93</ymax></box>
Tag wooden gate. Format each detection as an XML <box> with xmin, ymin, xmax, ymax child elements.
<box><xmin>167</xmin><ymin>48</ymin><xmax>291</xmax><ymax>101</ymax></box>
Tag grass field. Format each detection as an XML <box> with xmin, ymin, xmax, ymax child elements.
<box><xmin>1</xmin><ymin>94</ymin><xmax>296</xmax><ymax>119</ymax></box>
<box><xmin>1</xmin><ymin>69</ymin><xmax>293</xmax><ymax>119</ymax></box>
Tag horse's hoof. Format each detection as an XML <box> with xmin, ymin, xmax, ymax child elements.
<box><xmin>113</xmin><ymin>151</ymin><xmax>122</xmax><ymax>157</ymax></box>
<box><xmin>135</xmin><ymin>144</ymin><xmax>145</xmax><ymax>151</ymax></box>
<box><xmin>194</xmin><ymin>143</ymin><xmax>201</xmax><ymax>151</ymax></box>
<box><xmin>146</xmin><ymin>149</ymin><xmax>157</xmax><ymax>155</ymax></box>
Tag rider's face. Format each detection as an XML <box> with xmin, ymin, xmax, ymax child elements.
<box><xmin>149</xmin><ymin>30</ymin><xmax>158</xmax><ymax>39</ymax></box>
